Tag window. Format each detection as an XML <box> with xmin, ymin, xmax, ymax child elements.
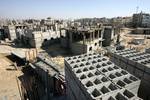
<box><xmin>44</xmin><ymin>39</ymin><xmax>47</xmax><ymax>42</ymax></box>
<box><xmin>89</xmin><ymin>47</ymin><xmax>92</xmax><ymax>51</ymax></box>
<box><xmin>95</xmin><ymin>43</ymin><xmax>97</xmax><ymax>46</ymax></box>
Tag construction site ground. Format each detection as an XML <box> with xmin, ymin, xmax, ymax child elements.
<box><xmin>0</xmin><ymin>43</ymin><xmax>67</xmax><ymax>100</ymax></box>
<box><xmin>44</xmin><ymin>44</ymin><xmax>73</xmax><ymax>68</ymax></box>
<box><xmin>0</xmin><ymin>44</ymin><xmax>23</xmax><ymax>100</ymax></box>
<box><xmin>121</xmin><ymin>28</ymin><xmax>150</xmax><ymax>52</ymax></box>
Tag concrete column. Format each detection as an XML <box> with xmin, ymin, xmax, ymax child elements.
<box><xmin>69</xmin><ymin>30</ymin><xmax>73</xmax><ymax>48</ymax></box>
<box><xmin>92</xmin><ymin>32</ymin><xmax>93</xmax><ymax>41</ymax></box>
<box><xmin>89</xmin><ymin>32</ymin><xmax>91</xmax><ymax>41</ymax></box>
<box><xmin>60</xmin><ymin>29</ymin><xmax>62</xmax><ymax>37</ymax></box>
<box><xmin>83</xmin><ymin>33</ymin><xmax>86</xmax><ymax>53</ymax></box>
<box><xmin>83</xmin><ymin>33</ymin><xmax>85</xmax><ymax>45</ymax></box>
<box><xmin>93</xmin><ymin>31</ymin><xmax>95</xmax><ymax>40</ymax></box>
<box><xmin>98</xmin><ymin>30</ymin><xmax>100</xmax><ymax>39</ymax></box>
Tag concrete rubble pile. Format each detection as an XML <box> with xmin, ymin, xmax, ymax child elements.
<box><xmin>65</xmin><ymin>53</ymin><xmax>142</xmax><ymax>100</ymax></box>
<box><xmin>110</xmin><ymin>48</ymin><xmax>150</xmax><ymax>99</ymax></box>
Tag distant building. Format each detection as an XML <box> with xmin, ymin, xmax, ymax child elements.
<box><xmin>132</xmin><ymin>12</ymin><xmax>150</xmax><ymax>28</ymax></box>
<box><xmin>111</xmin><ymin>17</ymin><xmax>132</xmax><ymax>27</ymax></box>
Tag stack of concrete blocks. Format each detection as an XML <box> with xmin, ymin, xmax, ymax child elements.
<box><xmin>110</xmin><ymin>49</ymin><xmax>150</xmax><ymax>100</ymax></box>
<box><xmin>65</xmin><ymin>53</ymin><xmax>142</xmax><ymax>100</ymax></box>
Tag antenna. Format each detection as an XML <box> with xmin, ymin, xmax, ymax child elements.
<box><xmin>136</xmin><ymin>0</ymin><xmax>141</xmax><ymax>14</ymax></box>
<box><xmin>136</xmin><ymin>6</ymin><xmax>139</xmax><ymax>13</ymax></box>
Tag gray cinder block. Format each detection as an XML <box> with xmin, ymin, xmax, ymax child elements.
<box><xmin>65</xmin><ymin>53</ymin><xmax>142</xmax><ymax>100</ymax></box>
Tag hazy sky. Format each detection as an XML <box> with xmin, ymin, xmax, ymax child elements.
<box><xmin>0</xmin><ymin>0</ymin><xmax>150</xmax><ymax>19</ymax></box>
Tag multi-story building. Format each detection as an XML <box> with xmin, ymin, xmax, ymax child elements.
<box><xmin>132</xmin><ymin>12</ymin><xmax>150</xmax><ymax>28</ymax></box>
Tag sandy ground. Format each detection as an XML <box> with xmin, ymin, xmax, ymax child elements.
<box><xmin>120</xmin><ymin>29</ymin><xmax>150</xmax><ymax>52</ymax></box>
<box><xmin>0</xmin><ymin>44</ymin><xmax>22</xmax><ymax>100</ymax></box>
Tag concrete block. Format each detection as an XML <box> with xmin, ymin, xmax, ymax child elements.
<box><xmin>65</xmin><ymin>67</ymin><xmax>87</xmax><ymax>100</ymax></box>
<box><xmin>119</xmin><ymin>61</ymin><xmax>127</xmax><ymax>69</ymax></box>
<box><xmin>138</xmin><ymin>79</ymin><xmax>150</xmax><ymax>100</ymax></box>
<box><xmin>66</xmin><ymin>85</ymin><xmax>76</xmax><ymax>100</ymax></box>
<box><xmin>134</xmin><ymin>68</ymin><xmax>144</xmax><ymax>79</ymax></box>
<box><xmin>105</xmin><ymin>69</ymin><xmax>129</xmax><ymax>81</ymax></box>
<box><xmin>86</xmin><ymin>82</ymin><xmax>120</xmax><ymax>100</ymax></box>
<box><xmin>113</xmin><ymin>75</ymin><xmax>141</xmax><ymax>94</ymax></box>
<box><xmin>108</xmin><ymin>89</ymin><xmax>142</xmax><ymax>100</ymax></box>
<box><xmin>143</xmin><ymin>72</ymin><xmax>150</xmax><ymax>83</ymax></box>
<box><xmin>136</xmin><ymin>62</ymin><xmax>145</xmax><ymax>71</ymax></box>
<box><xmin>126</xmin><ymin>65</ymin><xmax>135</xmax><ymax>75</ymax></box>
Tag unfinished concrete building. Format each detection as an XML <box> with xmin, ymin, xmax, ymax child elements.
<box><xmin>110</xmin><ymin>49</ymin><xmax>150</xmax><ymax>100</ymax></box>
<box><xmin>132</xmin><ymin>13</ymin><xmax>150</xmax><ymax>28</ymax></box>
<box><xmin>61</xmin><ymin>27</ymin><xmax>104</xmax><ymax>54</ymax></box>
<box><xmin>21</xmin><ymin>24</ymin><xmax>66</xmax><ymax>48</ymax></box>
<box><xmin>15</xmin><ymin>25</ymin><xmax>26</xmax><ymax>40</ymax></box>
<box><xmin>2</xmin><ymin>24</ymin><xmax>27</xmax><ymax>42</ymax></box>
<box><xmin>65</xmin><ymin>53</ymin><xmax>142</xmax><ymax>100</ymax></box>
<box><xmin>1</xmin><ymin>18</ymin><xmax>68</xmax><ymax>48</ymax></box>
<box><xmin>3</xmin><ymin>25</ymin><xmax>16</xmax><ymax>41</ymax></box>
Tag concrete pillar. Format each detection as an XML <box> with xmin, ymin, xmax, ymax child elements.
<box><xmin>92</xmin><ymin>32</ymin><xmax>94</xmax><ymax>41</ymax></box>
<box><xmin>83</xmin><ymin>33</ymin><xmax>86</xmax><ymax>53</ymax></box>
<box><xmin>69</xmin><ymin>30</ymin><xmax>73</xmax><ymax>48</ymax></box>
<box><xmin>98</xmin><ymin>30</ymin><xmax>100</xmax><ymax>39</ymax></box>
<box><xmin>60</xmin><ymin>29</ymin><xmax>62</xmax><ymax>37</ymax></box>
<box><xmin>83</xmin><ymin>33</ymin><xmax>85</xmax><ymax>45</ymax></box>
<box><xmin>89</xmin><ymin>33</ymin><xmax>92</xmax><ymax>42</ymax></box>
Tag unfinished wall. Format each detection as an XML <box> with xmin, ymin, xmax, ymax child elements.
<box><xmin>24</xmin><ymin>30</ymin><xmax>62</xmax><ymax>48</ymax></box>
